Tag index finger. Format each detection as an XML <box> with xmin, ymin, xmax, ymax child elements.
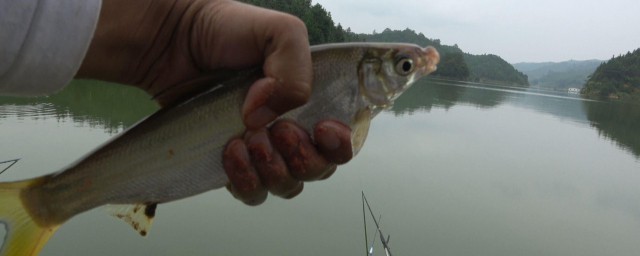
<box><xmin>242</xmin><ymin>13</ymin><xmax>312</xmax><ymax>130</ymax></box>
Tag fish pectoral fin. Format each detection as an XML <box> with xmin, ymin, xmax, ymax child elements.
<box><xmin>107</xmin><ymin>203</ymin><xmax>157</xmax><ymax>236</ymax></box>
<box><xmin>352</xmin><ymin>108</ymin><xmax>372</xmax><ymax>156</ymax></box>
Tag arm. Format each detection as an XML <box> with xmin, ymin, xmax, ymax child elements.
<box><xmin>77</xmin><ymin>0</ymin><xmax>353</xmax><ymax>205</ymax></box>
<box><xmin>0</xmin><ymin>0</ymin><xmax>100</xmax><ymax>96</ymax></box>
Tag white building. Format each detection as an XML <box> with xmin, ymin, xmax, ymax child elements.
<box><xmin>568</xmin><ymin>88</ymin><xmax>581</xmax><ymax>94</ymax></box>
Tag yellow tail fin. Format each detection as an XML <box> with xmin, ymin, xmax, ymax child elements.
<box><xmin>0</xmin><ymin>180</ymin><xmax>60</xmax><ymax>256</ymax></box>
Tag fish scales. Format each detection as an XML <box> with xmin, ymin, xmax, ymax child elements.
<box><xmin>0</xmin><ymin>42</ymin><xmax>439</xmax><ymax>256</ymax></box>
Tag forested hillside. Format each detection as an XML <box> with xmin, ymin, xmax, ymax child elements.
<box><xmin>582</xmin><ymin>49</ymin><xmax>640</xmax><ymax>100</ymax></box>
<box><xmin>514</xmin><ymin>60</ymin><xmax>602</xmax><ymax>90</ymax></box>
<box><xmin>356</xmin><ymin>29</ymin><xmax>470</xmax><ymax>80</ymax></box>
<box><xmin>242</xmin><ymin>0</ymin><xmax>528</xmax><ymax>86</ymax></box>
<box><xmin>240</xmin><ymin>0</ymin><xmax>358</xmax><ymax>44</ymax></box>
<box><xmin>463</xmin><ymin>53</ymin><xmax>528</xmax><ymax>85</ymax></box>
<box><xmin>357</xmin><ymin>29</ymin><xmax>528</xmax><ymax>86</ymax></box>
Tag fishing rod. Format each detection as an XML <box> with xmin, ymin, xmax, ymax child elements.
<box><xmin>0</xmin><ymin>158</ymin><xmax>20</xmax><ymax>176</ymax></box>
<box><xmin>367</xmin><ymin>215</ymin><xmax>383</xmax><ymax>256</ymax></box>
<box><xmin>362</xmin><ymin>191</ymin><xmax>393</xmax><ymax>256</ymax></box>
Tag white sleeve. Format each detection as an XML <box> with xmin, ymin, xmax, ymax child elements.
<box><xmin>0</xmin><ymin>0</ymin><xmax>101</xmax><ymax>96</ymax></box>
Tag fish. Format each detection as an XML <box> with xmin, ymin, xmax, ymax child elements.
<box><xmin>0</xmin><ymin>42</ymin><xmax>439</xmax><ymax>256</ymax></box>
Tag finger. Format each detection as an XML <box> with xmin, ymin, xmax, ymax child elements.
<box><xmin>282</xmin><ymin>183</ymin><xmax>304</xmax><ymax>199</ymax></box>
<box><xmin>270</xmin><ymin>120</ymin><xmax>333</xmax><ymax>181</ymax></box>
<box><xmin>245</xmin><ymin>129</ymin><xmax>303</xmax><ymax>198</ymax></box>
<box><xmin>223</xmin><ymin>138</ymin><xmax>268</xmax><ymax>206</ymax></box>
<box><xmin>314</xmin><ymin>121</ymin><xmax>354</xmax><ymax>165</ymax></box>
<box><xmin>319</xmin><ymin>165</ymin><xmax>338</xmax><ymax>180</ymax></box>
<box><xmin>242</xmin><ymin>14</ymin><xmax>312</xmax><ymax>129</ymax></box>
<box><xmin>192</xmin><ymin>1</ymin><xmax>311</xmax><ymax>129</ymax></box>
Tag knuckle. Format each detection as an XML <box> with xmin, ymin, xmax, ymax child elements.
<box><xmin>274</xmin><ymin>13</ymin><xmax>308</xmax><ymax>35</ymax></box>
<box><xmin>269</xmin><ymin>120</ymin><xmax>329</xmax><ymax>181</ymax></box>
<box><xmin>282</xmin><ymin>81</ymin><xmax>311</xmax><ymax>106</ymax></box>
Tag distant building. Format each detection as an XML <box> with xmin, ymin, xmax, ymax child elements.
<box><xmin>568</xmin><ymin>88</ymin><xmax>581</xmax><ymax>94</ymax></box>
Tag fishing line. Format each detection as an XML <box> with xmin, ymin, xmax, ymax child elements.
<box><xmin>0</xmin><ymin>159</ymin><xmax>19</xmax><ymax>176</ymax></box>
<box><xmin>426</xmin><ymin>77</ymin><xmax>599</xmax><ymax>102</ymax></box>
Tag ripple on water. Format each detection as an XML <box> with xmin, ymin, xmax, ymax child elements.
<box><xmin>0</xmin><ymin>103</ymin><xmax>60</xmax><ymax>119</ymax></box>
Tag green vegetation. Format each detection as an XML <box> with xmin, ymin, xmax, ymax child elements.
<box><xmin>355</xmin><ymin>29</ymin><xmax>470</xmax><ymax>80</ymax></box>
<box><xmin>355</xmin><ymin>29</ymin><xmax>528</xmax><ymax>86</ymax></box>
<box><xmin>463</xmin><ymin>53</ymin><xmax>528</xmax><ymax>86</ymax></box>
<box><xmin>241</xmin><ymin>1</ymin><xmax>528</xmax><ymax>86</ymax></box>
<box><xmin>585</xmin><ymin>101</ymin><xmax>640</xmax><ymax>157</ymax></box>
<box><xmin>436</xmin><ymin>52</ymin><xmax>470</xmax><ymax>80</ymax></box>
<box><xmin>514</xmin><ymin>60</ymin><xmax>602</xmax><ymax>91</ymax></box>
<box><xmin>240</xmin><ymin>0</ymin><xmax>358</xmax><ymax>44</ymax></box>
<box><xmin>582</xmin><ymin>48</ymin><xmax>640</xmax><ymax>101</ymax></box>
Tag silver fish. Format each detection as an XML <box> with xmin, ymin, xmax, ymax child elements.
<box><xmin>0</xmin><ymin>43</ymin><xmax>439</xmax><ymax>256</ymax></box>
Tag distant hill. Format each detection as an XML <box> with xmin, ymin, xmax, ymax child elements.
<box><xmin>353</xmin><ymin>28</ymin><xmax>469</xmax><ymax>80</ymax></box>
<box><xmin>513</xmin><ymin>60</ymin><xmax>602</xmax><ymax>90</ymax></box>
<box><xmin>464</xmin><ymin>53</ymin><xmax>529</xmax><ymax>86</ymax></box>
<box><xmin>356</xmin><ymin>29</ymin><xmax>529</xmax><ymax>86</ymax></box>
<box><xmin>241</xmin><ymin>0</ymin><xmax>528</xmax><ymax>86</ymax></box>
<box><xmin>583</xmin><ymin>48</ymin><xmax>640</xmax><ymax>100</ymax></box>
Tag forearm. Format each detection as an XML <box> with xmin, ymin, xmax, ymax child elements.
<box><xmin>76</xmin><ymin>0</ymin><xmax>310</xmax><ymax>108</ymax></box>
<box><xmin>76</xmin><ymin>0</ymin><xmax>197</xmax><ymax>85</ymax></box>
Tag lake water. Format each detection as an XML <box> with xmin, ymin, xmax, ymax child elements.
<box><xmin>1</xmin><ymin>78</ymin><xmax>639</xmax><ymax>256</ymax></box>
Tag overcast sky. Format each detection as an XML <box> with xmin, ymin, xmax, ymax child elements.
<box><xmin>314</xmin><ymin>0</ymin><xmax>640</xmax><ymax>63</ymax></box>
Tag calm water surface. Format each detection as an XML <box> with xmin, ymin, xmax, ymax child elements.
<box><xmin>1</xmin><ymin>79</ymin><xmax>639</xmax><ymax>256</ymax></box>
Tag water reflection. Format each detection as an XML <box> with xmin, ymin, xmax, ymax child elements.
<box><xmin>2</xmin><ymin>78</ymin><xmax>638</xmax><ymax>158</ymax></box>
<box><xmin>584</xmin><ymin>101</ymin><xmax>640</xmax><ymax>157</ymax></box>
<box><xmin>391</xmin><ymin>78</ymin><xmax>640</xmax><ymax>158</ymax></box>
<box><xmin>389</xmin><ymin>78</ymin><xmax>509</xmax><ymax>115</ymax></box>
<box><xmin>0</xmin><ymin>80</ymin><xmax>158</xmax><ymax>134</ymax></box>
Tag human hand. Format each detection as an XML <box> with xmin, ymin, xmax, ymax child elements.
<box><xmin>76</xmin><ymin>0</ymin><xmax>353</xmax><ymax>205</ymax></box>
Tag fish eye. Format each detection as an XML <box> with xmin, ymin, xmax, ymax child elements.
<box><xmin>395</xmin><ymin>58</ymin><xmax>414</xmax><ymax>76</ymax></box>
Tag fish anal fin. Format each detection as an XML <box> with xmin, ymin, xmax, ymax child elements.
<box><xmin>107</xmin><ymin>203</ymin><xmax>157</xmax><ymax>236</ymax></box>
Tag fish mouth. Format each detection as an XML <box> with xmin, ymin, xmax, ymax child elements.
<box><xmin>418</xmin><ymin>46</ymin><xmax>440</xmax><ymax>76</ymax></box>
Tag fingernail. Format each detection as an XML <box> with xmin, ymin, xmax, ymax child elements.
<box><xmin>319</xmin><ymin>165</ymin><xmax>338</xmax><ymax>180</ymax></box>
<box><xmin>316</xmin><ymin>123</ymin><xmax>341</xmax><ymax>150</ymax></box>
<box><xmin>283</xmin><ymin>184</ymin><xmax>304</xmax><ymax>199</ymax></box>
<box><xmin>246</xmin><ymin>105</ymin><xmax>277</xmax><ymax>129</ymax></box>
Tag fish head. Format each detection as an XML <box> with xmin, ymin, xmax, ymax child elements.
<box><xmin>358</xmin><ymin>44</ymin><xmax>439</xmax><ymax>108</ymax></box>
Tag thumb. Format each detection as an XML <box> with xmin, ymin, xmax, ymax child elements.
<box><xmin>241</xmin><ymin>16</ymin><xmax>312</xmax><ymax>130</ymax></box>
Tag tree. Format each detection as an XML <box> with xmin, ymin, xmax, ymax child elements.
<box><xmin>433</xmin><ymin>52</ymin><xmax>469</xmax><ymax>80</ymax></box>
<box><xmin>583</xmin><ymin>48</ymin><xmax>640</xmax><ymax>101</ymax></box>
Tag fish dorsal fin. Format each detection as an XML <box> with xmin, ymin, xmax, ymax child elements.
<box><xmin>107</xmin><ymin>203</ymin><xmax>157</xmax><ymax>236</ymax></box>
